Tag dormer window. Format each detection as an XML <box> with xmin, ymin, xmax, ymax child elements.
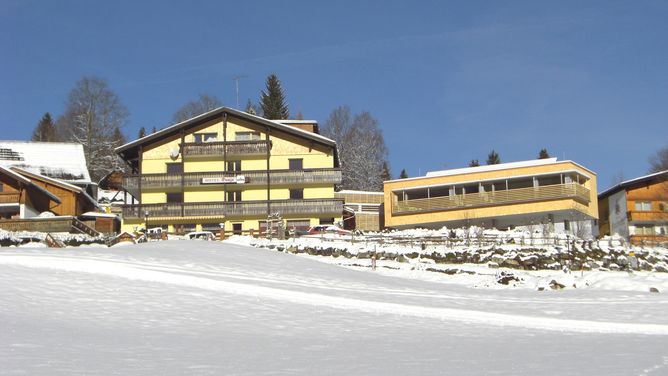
<box><xmin>193</xmin><ymin>133</ymin><xmax>217</xmax><ymax>143</ymax></box>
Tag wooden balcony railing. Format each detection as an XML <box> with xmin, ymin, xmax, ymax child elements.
<box><xmin>627</xmin><ymin>211</ymin><xmax>668</xmax><ymax>222</ymax></box>
<box><xmin>0</xmin><ymin>192</ymin><xmax>20</xmax><ymax>204</ymax></box>
<box><xmin>392</xmin><ymin>183</ymin><xmax>590</xmax><ymax>215</ymax></box>
<box><xmin>123</xmin><ymin>168</ymin><xmax>342</xmax><ymax>193</ymax></box>
<box><xmin>181</xmin><ymin>140</ymin><xmax>270</xmax><ymax>158</ymax></box>
<box><xmin>122</xmin><ymin>198</ymin><xmax>344</xmax><ymax>220</ymax></box>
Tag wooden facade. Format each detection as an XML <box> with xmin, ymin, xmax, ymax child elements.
<box><xmin>598</xmin><ymin>171</ymin><xmax>668</xmax><ymax>244</ymax></box>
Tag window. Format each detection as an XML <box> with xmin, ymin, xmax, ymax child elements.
<box><xmin>289</xmin><ymin>159</ymin><xmax>303</xmax><ymax>170</ymax></box>
<box><xmin>235</xmin><ymin>131</ymin><xmax>261</xmax><ymax>141</ymax></box>
<box><xmin>193</xmin><ymin>133</ymin><xmax>217</xmax><ymax>143</ymax></box>
<box><xmin>227</xmin><ymin>160</ymin><xmax>241</xmax><ymax>172</ymax></box>
<box><xmin>232</xmin><ymin>223</ymin><xmax>242</xmax><ymax>235</ymax></box>
<box><xmin>166</xmin><ymin>192</ymin><xmax>183</xmax><ymax>203</ymax></box>
<box><xmin>319</xmin><ymin>218</ymin><xmax>334</xmax><ymax>225</ymax></box>
<box><xmin>0</xmin><ymin>183</ymin><xmax>3</xmax><ymax>192</ymax></box>
<box><xmin>166</xmin><ymin>163</ymin><xmax>183</xmax><ymax>174</ymax></box>
<box><xmin>226</xmin><ymin>190</ymin><xmax>242</xmax><ymax>202</ymax></box>
<box><xmin>635</xmin><ymin>225</ymin><xmax>654</xmax><ymax>235</ymax></box>
<box><xmin>661</xmin><ymin>202</ymin><xmax>668</xmax><ymax>212</ymax></box>
<box><xmin>634</xmin><ymin>201</ymin><xmax>652</xmax><ymax>211</ymax></box>
<box><xmin>289</xmin><ymin>188</ymin><xmax>304</xmax><ymax>199</ymax></box>
<box><xmin>564</xmin><ymin>220</ymin><xmax>570</xmax><ymax>231</ymax></box>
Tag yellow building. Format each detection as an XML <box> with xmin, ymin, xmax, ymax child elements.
<box><xmin>115</xmin><ymin>107</ymin><xmax>342</xmax><ymax>235</ymax></box>
<box><xmin>384</xmin><ymin>158</ymin><xmax>598</xmax><ymax>237</ymax></box>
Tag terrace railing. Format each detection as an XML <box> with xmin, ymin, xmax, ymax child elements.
<box><xmin>122</xmin><ymin>198</ymin><xmax>344</xmax><ymax>219</ymax></box>
<box><xmin>123</xmin><ymin>168</ymin><xmax>342</xmax><ymax>194</ymax></box>
<box><xmin>181</xmin><ymin>140</ymin><xmax>270</xmax><ymax>158</ymax></box>
<box><xmin>627</xmin><ymin>211</ymin><xmax>668</xmax><ymax>222</ymax></box>
<box><xmin>393</xmin><ymin>183</ymin><xmax>590</xmax><ymax>215</ymax></box>
<box><xmin>0</xmin><ymin>192</ymin><xmax>20</xmax><ymax>204</ymax></box>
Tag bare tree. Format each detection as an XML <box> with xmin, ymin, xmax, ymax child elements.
<box><xmin>649</xmin><ymin>145</ymin><xmax>668</xmax><ymax>173</ymax></box>
<box><xmin>321</xmin><ymin>106</ymin><xmax>389</xmax><ymax>191</ymax></box>
<box><xmin>56</xmin><ymin>76</ymin><xmax>129</xmax><ymax>181</ymax></box>
<box><xmin>172</xmin><ymin>94</ymin><xmax>223</xmax><ymax>123</ymax></box>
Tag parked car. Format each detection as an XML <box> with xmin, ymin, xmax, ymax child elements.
<box><xmin>307</xmin><ymin>225</ymin><xmax>351</xmax><ymax>236</ymax></box>
<box><xmin>185</xmin><ymin>231</ymin><xmax>215</xmax><ymax>241</ymax></box>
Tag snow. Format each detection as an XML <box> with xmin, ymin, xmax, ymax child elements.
<box><xmin>2</xmin><ymin>241</ymin><xmax>668</xmax><ymax>375</ymax></box>
<box><xmin>0</xmin><ymin>141</ymin><xmax>91</xmax><ymax>183</ymax></box>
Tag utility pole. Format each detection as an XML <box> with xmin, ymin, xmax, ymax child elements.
<box><xmin>232</xmin><ymin>75</ymin><xmax>248</xmax><ymax>109</ymax></box>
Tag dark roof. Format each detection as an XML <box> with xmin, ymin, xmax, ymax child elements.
<box><xmin>598</xmin><ymin>170</ymin><xmax>668</xmax><ymax>199</ymax></box>
<box><xmin>115</xmin><ymin>107</ymin><xmax>338</xmax><ymax>163</ymax></box>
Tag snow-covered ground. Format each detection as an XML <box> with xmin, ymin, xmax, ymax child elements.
<box><xmin>2</xmin><ymin>241</ymin><xmax>667</xmax><ymax>375</ymax></box>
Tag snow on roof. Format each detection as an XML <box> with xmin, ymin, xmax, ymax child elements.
<box><xmin>0</xmin><ymin>141</ymin><xmax>91</xmax><ymax>184</ymax></box>
<box><xmin>598</xmin><ymin>169</ymin><xmax>668</xmax><ymax>198</ymax></box>
<box><xmin>0</xmin><ymin>166</ymin><xmax>61</xmax><ymax>203</ymax></box>
<box><xmin>82</xmin><ymin>211</ymin><xmax>119</xmax><ymax>218</ymax></box>
<box><xmin>386</xmin><ymin>158</ymin><xmax>594</xmax><ymax>184</ymax></box>
<box><xmin>336</xmin><ymin>190</ymin><xmax>384</xmax><ymax>195</ymax></box>
<box><xmin>425</xmin><ymin>158</ymin><xmax>560</xmax><ymax>178</ymax></box>
<box><xmin>275</xmin><ymin>120</ymin><xmax>318</xmax><ymax>124</ymax></box>
<box><xmin>12</xmin><ymin>167</ymin><xmax>99</xmax><ymax>209</ymax></box>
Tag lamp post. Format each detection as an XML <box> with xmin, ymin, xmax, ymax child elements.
<box><xmin>144</xmin><ymin>210</ymin><xmax>150</xmax><ymax>239</ymax></box>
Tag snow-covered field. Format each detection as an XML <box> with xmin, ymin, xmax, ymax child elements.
<box><xmin>2</xmin><ymin>241</ymin><xmax>668</xmax><ymax>375</ymax></box>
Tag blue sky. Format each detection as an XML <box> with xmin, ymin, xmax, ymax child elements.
<box><xmin>1</xmin><ymin>0</ymin><xmax>667</xmax><ymax>189</ymax></box>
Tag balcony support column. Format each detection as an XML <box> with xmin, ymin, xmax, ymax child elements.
<box><xmin>180</xmin><ymin>129</ymin><xmax>186</xmax><ymax>217</ymax></box>
<box><xmin>266</xmin><ymin>125</ymin><xmax>271</xmax><ymax>216</ymax></box>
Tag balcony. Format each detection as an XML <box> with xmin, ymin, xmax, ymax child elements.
<box><xmin>627</xmin><ymin>211</ymin><xmax>668</xmax><ymax>222</ymax></box>
<box><xmin>122</xmin><ymin>198</ymin><xmax>344</xmax><ymax>220</ymax></box>
<box><xmin>181</xmin><ymin>140</ymin><xmax>270</xmax><ymax>158</ymax></box>
<box><xmin>123</xmin><ymin>168</ymin><xmax>342</xmax><ymax>195</ymax></box>
<box><xmin>392</xmin><ymin>183</ymin><xmax>590</xmax><ymax>215</ymax></box>
<box><xmin>0</xmin><ymin>192</ymin><xmax>20</xmax><ymax>204</ymax></box>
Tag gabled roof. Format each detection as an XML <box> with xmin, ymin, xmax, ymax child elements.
<box><xmin>115</xmin><ymin>107</ymin><xmax>338</xmax><ymax>163</ymax></box>
<box><xmin>0</xmin><ymin>166</ymin><xmax>61</xmax><ymax>204</ymax></box>
<box><xmin>12</xmin><ymin>167</ymin><xmax>99</xmax><ymax>209</ymax></box>
<box><xmin>598</xmin><ymin>170</ymin><xmax>668</xmax><ymax>199</ymax></box>
<box><xmin>0</xmin><ymin>141</ymin><xmax>91</xmax><ymax>184</ymax></box>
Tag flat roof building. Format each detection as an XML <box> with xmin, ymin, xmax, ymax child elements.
<box><xmin>383</xmin><ymin>158</ymin><xmax>598</xmax><ymax>238</ymax></box>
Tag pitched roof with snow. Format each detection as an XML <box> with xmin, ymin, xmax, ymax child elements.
<box><xmin>0</xmin><ymin>141</ymin><xmax>91</xmax><ymax>184</ymax></box>
<box><xmin>12</xmin><ymin>167</ymin><xmax>99</xmax><ymax>209</ymax></box>
<box><xmin>0</xmin><ymin>166</ymin><xmax>61</xmax><ymax>203</ymax></box>
<box><xmin>598</xmin><ymin>170</ymin><xmax>668</xmax><ymax>199</ymax></box>
<box><xmin>115</xmin><ymin>107</ymin><xmax>338</xmax><ymax>165</ymax></box>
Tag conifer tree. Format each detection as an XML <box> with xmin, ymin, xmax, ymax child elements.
<box><xmin>469</xmin><ymin>159</ymin><xmax>480</xmax><ymax>167</ymax></box>
<box><xmin>486</xmin><ymin>150</ymin><xmax>501</xmax><ymax>165</ymax></box>
<box><xmin>399</xmin><ymin>169</ymin><xmax>408</xmax><ymax>179</ymax></box>
<box><xmin>380</xmin><ymin>162</ymin><xmax>392</xmax><ymax>183</ymax></box>
<box><xmin>260</xmin><ymin>74</ymin><xmax>289</xmax><ymax>119</ymax></box>
<box><xmin>245</xmin><ymin>99</ymin><xmax>257</xmax><ymax>115</ymax></box>
<box><xmin>152</xmin><ymin>126</ymin><xmax>157</xmax><ymax>134</ymax></box>
<box><xmin>138</xmin><ymin>127</ymin><xmax>146</xmax><ymax>138</ymax></box>
<box><xmin>31</xmin><ymin>113</ymin><xmax>57</xmax><ymax>142</ymax></box>
<box><xmin>538</xmin><ymin>148</ymin><xmax>550</xmax><ymax>159</ymax></box>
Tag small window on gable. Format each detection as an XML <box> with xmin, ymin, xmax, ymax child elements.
<box><xmin>194</xmin><ymin>133</ymin><xmax>217</xmax><ymax>143</ymax></box>
<box><xmin>634</xmin><ymin>201</ymin><xmax>652</xmax><ymax>211</ymax></box>
<box><xmin>236</xmin><ymin>131</ymin><xmax>261</xmax><ymax>141</ymax></box>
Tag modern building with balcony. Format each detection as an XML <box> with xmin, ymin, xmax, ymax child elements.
<box><xmin>115</xmin><ymin>107</ymin><xmax>343</xmax><ymax>235</ymax></box>
<box><xmin>383</xmin><ymin>158</ymin><xmax>598</xmax><ymax>237</ymax></box>
<box><xmin>598</xmin><ymin>170</ymin><xmax>668</xmax><ymax>244</ymax></box>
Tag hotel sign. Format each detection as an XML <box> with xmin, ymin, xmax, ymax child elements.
<box><xmin>201</xmin><ymin>175</ymin><xmax>247</xmax><ymax>185</ymax></box>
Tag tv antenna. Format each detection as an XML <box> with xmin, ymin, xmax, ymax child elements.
<box><xmin>232</xmin><ymin>75</ymin><xmax>248</xmax><ymax>109</ymax></box>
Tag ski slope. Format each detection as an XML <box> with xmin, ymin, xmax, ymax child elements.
<box><xmin>1</xmin><ymin>241</ymin><xmax>667</xmax><ymax>375</ymax></box>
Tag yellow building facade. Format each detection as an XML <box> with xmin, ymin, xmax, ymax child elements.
<box><xmin>384</xmin><ymin>158</ymin><xmax>598</xmax><ymax>237</ymax></box>
<box><xmin>116</xmin><ymin>108</ymin><xmax>342</xmax><ymax>234</ymax></box>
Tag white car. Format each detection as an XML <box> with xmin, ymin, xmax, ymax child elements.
<box><xmin>184</xmin><ymin>231</ymin><xmax>215</xmax><ymax>241</ymax></box>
